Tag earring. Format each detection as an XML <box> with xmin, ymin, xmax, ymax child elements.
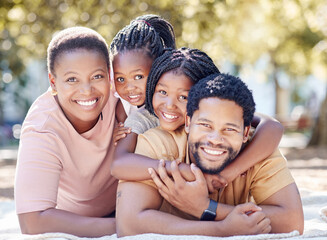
<box><xmin>51</xmin><ymin>89</ymin><xmax>57</xmax><ymax>96</ymax></box>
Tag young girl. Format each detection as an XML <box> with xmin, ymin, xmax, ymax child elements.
<box><xmin>15</xmin><ymin>27</ymin><xmax>125</xmax><ymax>237</ymax></box>
<box><xmin>110</xmin><ymin>14</ymin><xmax>176</xmax><ymax>115</ymax></box>
<box><xmin>112</xmin><ymin>47</ymin><xmax>284</xmax><ymax>190</ymax></box>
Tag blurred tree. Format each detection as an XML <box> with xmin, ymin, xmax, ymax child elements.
<box><xmin>0</xmin><ymin>0</ymin><xmax>326</xmax><ymax>145</ymax></box>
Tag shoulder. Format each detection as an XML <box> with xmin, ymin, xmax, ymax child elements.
<box><xmin>124</xmin><ymin>107</ymin><xmax>159</xmax><ymax>134</ymax></box>
<box><xmin>253</xmin><ymin>149</ymin><xmax>288</xmax><ymax>171</ymax></box>
<box><xmin>135</xmin><ymin>127</ymin><xmax>186</xmax><ymax>161</ymax></box>
<box><xmin>248</xmin><ymin>148</ymin><xmax>294</xmax><ymax>203</ymax></box>
<box><xmin>20</xmin><ymin>90</ymin><xmax>69</xmax><ymax>142</ymax></box>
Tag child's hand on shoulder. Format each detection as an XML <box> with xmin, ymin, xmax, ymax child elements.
<box><xmin>113</xmin><ymin>122</ymin><xmax>131</xmax><ymax>145</ymax></box>
<box><xmin>203</xmin><ymin>173</ymin><xmax>228</xmax><ymax>193</ymax></box>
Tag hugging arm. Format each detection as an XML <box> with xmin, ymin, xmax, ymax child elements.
<box><xmin>116</xmin><ymin>181</ymin><xmax>270</xmax><ymax>237</ymax></box>
<box><xmin>111</xmin><ymin>129</ymin><xmax>195</xmax><ymax>181</ymax></box>
<box><xmin>219</xmin><ymin>113</ymin><xmax>284</xmax><ymax>184</ymax></box>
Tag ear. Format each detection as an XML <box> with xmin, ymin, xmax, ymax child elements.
<box><xmin>184</xmin><ymin>115</ymin><xmax>191</xmax><ymax>133</ymax></box>
<box><xmin>242</xmin><ymin>126</ymin><xmax>251</xmax><ymax>143</ymax></box>
<box><xmin>48</xmin><ymin>73</ymin><xmax>56</xmax><ymax>91</ymax></box>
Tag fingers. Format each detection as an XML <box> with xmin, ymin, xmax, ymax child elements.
<box><xmin>190</xmin><ymin>164</ymin><xmax>206</xmax><ymax>184</ymax></box>
<box><xmin>213</xmin><ymin>174</ymin><xmax>228</xmax><ymax>189</ymax></box>
<box><xmin>158</xmin><ymin>160</ymin><xmax>175</xmax><ymax>190</ymax></box>
<box><xmin>235</xmin><ymin>202</ymin><xmax>262</xmax><ymax>215</ymax></box>
<box><xmin>170</xmin><ymin>161</ymin><xmax>186</xmax><ymax>188</ymax></box>
<box><xmin>256</xmin><ymin>216</ymin><xmax>271</xmax><ymax>234</ymax></box>
<box><xmin>113</xmin><ymin>124</ymin><xmax>131</xmax><ymax>145</ymax></box>
<box><xmin>148</xmin><ymin>168</ymin><xmax>169</xmax><ymax>199</ymax></box>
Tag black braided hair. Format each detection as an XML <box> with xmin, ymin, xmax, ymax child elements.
<box><xmin>187</xmin><ymin>73</ymin><xmax>256</xmax><ymax>127</ymax></box>
<box><xmin>47</xmin><ymin>26</ymin><xmax>109</xmax><ymax>76</ymax></box>
<box><xmin>110</xmin><ymin>14</ymin><xmax>176</xmax><ymax>61</ymax></box>
<box><xmin>145</xmin><ymin>47</ymin><xmax>220</xmax><ymax>115</ymax></box>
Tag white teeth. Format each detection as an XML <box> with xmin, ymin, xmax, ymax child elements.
<box><xmin>77</xmin><ymin>99</ymin><xmax>97</xmax><ymax>106</ymax></box>
<box><xmin>163</xmin><ymin>112</ymin><xmax>178</xmax><ymax>119</ymax></box>
<box><xmin>129</xmin><ymin>95</ymin><xmax>139</xmax><ymax>99</ymax></box>
<box><xmin>203</xmin><ymin>148</ymin><xmax>224</xmax><ymax>155</ymax></box>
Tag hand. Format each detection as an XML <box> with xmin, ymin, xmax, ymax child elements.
<box><xmin>113</xmin><ymin>122</ymin><xmax>131</xmax><ymax>145</ymax></box>
<box><xmin>203</xmin><ymin>174</ymin><xmax>228</xmax><ymax>193</ymax></box>
<box><xmin>148</xmin><ymin>160</ymin><xmax>210</xmax><ymax>218</ymax></box>
<box><xmin>221</xmin><ymin>203</ymin><xmax>271</xmax><ymax>236</ymax></box>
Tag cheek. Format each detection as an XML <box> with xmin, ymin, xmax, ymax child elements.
<box><xmin>152</xmin><ymin>94</ymin><xmax>160</xmax><ymax>111</ymax></box>
<box><xmin>178</xmin><ymin>103</ymin><xmax>187</xmax><ymax>116</ymax></box>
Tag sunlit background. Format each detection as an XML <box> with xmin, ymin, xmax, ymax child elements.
<box><xmin>0</xmin><ymin>0</ymin><xmax>327</xmax><ymax>148</ymax></box>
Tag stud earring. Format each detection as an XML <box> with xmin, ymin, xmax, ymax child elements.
<box><xmin>51</xmin><ymin>89</ymin><xmax>58</xmax><ymax>96</ymax></box>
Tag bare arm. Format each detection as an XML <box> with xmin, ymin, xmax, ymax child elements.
<box><xmin>115</xmin><ymin>99</ymin><xmax>127</xmax><ymax>123</ymax></box>
<box><xmin>219</xmin><ymin>113</ymin><xmax>284</xmax><ymax>183</ymax></box>
<box><xmin>116</xmin><ymin>181</ymin><xmax>270</xmax><ymax>237</ymax></box>
<box><xmin>111</xmin><ymin>131</ymin><xmax>195</xmax><ymax>181</ymax></box>
<box><xmin>18</xmin><ymin>209</ymin><xmax>115</xmax><ymax>237</ymax></box>
<box><xmin>259</xmin><ymin>183</ymin><xmax>304</xmax><ymax>234</ymax></box>
<box><xmin>111</xmin><ymin>132</ymin><xmax>161</xmax><ymax>180</ymax></box>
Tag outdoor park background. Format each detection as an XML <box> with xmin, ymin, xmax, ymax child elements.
<box><xmin>0</xmin><ymin>0</ymin><xmax>327</xmax><ymax>201</ymax></box>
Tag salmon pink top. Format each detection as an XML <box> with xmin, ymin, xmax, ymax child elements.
<box><xmin>15</xmin><ymin>89</ymin><xmax>118</xmax><ymax>217</ymax></box>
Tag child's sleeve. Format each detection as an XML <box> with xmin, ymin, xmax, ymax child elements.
<box><xmin>124</xmin><ymin>107</ymin><xmax>159</xmax><ymax>134</ymax></box>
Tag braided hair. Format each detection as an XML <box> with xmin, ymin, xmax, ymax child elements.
<box><xmin>110</xmin><ymin>14</ymin><xmax>176</xmax><ymax>60</ymax></box>
<box><xmin>187</xmin><ymin>73</ymin><xmax>256</xmax><ymax>127</ymax></box>
<box><xmin>145</xmin><ymin>47</ymin><xmax>220</xmax><ymax>115</ymax></box>
<box><xmin>47</xmin><ymin>26</ymin><xmax>109</xmax><ymax>76</ymax></box>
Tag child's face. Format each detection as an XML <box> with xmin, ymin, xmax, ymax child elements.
<box><xmin>113</xmin><ymin>50</ymin><xmax>153</xmax><ymax>106</ymax></box>
<box><xmin>152</xmin><ymin>70</ymin><xmax>193</xmax><ymax>131</ymax></box>
<box><xmin>49</xmin><ymin>49</ymin><xmax>110</xmax><ymax>133</ymax></box>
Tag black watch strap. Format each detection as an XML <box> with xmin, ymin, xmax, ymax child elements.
<box><xmin>200</xmin><ymin>199</ymin><xmax>218</xmax><ymax>221</ymax></box>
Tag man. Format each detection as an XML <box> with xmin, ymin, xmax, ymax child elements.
<box><xmin>116</xmin><ymin>73</ymin><xmax>304</xmax><ymax>237</ymax></box>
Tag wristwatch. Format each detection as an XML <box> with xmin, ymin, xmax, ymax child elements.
<box><xmin>200</xmin><ymin>199</ymin><xmax>218</xmax><ymax>221</ymax></box>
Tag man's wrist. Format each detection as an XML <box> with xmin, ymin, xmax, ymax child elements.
<box><xmin>200</xmin><ymin>199</ymin><xmax>218</xmax><ymax>221</ymax></box>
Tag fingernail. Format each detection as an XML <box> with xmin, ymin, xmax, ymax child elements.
<box><xmin>148</xmin><ymin>168</ymin><xmax>152</xmax><ymax>174</ymax></box>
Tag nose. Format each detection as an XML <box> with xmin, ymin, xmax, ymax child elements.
<box><xmin>80</xmin><ymin>82</ymin><xmax>92</xmax><ymax>94</ymax></box>
<box><xmin>207</xmin><ymin>131</ymin><xmax>224</xmax><ymax>145</ymax></box>
<box><xmin>165</xmin><ymin>96</ymin><xmax>176</xmax><ymax>109</ymax></box>
<box><xmin>125</xmin><ymin>82</ymin><xmax>136</xmax><ymax>91</ymax></box>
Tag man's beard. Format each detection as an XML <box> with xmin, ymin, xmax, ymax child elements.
<box><xmin>189</xmin><ymin>142</ymin><xmax>239</xmax><ymax>174</ymax></box>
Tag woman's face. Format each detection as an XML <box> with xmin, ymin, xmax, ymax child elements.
<box><xmin>113</xmin><ymin>50</ymin><xmax>153</xmax><ymax>106</ymax></box>
<box><xmin>152</xmin><ymin>70</ymin><xmax>193</xmax><ymax>132</ymax></box>
<box><xmin>50</xmin><ymin>49</ymin><xmax>110</xmax><ymax>133</ymax></box>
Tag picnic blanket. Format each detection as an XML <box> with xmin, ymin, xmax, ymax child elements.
<box><xmin>1</xmin><ymin>188</ymin><xmax>326</xmax><ymax>240</ymax></box>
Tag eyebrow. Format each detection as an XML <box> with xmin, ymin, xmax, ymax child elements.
<box><xmin>197</xmin><ymin>118</ymin><xmax>241</xmax><ymax>129</ymax></box>
<box><xmin>157</xmin><ymin>83</ymin><xmax>191</xmax><ymax>92</ymax></box>
<box><xmin>64</xmin><ymin>68</ymin><xmax>106</xmax><ymax>76</ymax></box>
<box><xmin>114</xmin><ymin>69</ymin><xmax>144</xmax><ymax>75</ymax></box>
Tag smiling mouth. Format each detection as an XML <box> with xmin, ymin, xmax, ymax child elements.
<box><xmin>76</xmin><ymin>98</ymin><xmax>98</xmax><ymax>106</ymax></box>
<box><xmin>202</xmin><ymin>147</ymin><xmax>226</xmax><ymax>156</ymax></box>
<box><xmin>162</xmin><ymin>112</ymin><xmax>178</xmax><ymax>120</ymax></box>
<box><xmin>127</xmin><ymin>94</ymin><xmax>142</xmax><ymax>103</ymax></box>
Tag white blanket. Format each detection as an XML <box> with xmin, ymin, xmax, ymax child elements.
<box><xmin>1</xmin><ymin>189</ymin><xmax>326</xmax><ymax>240</ymax></box>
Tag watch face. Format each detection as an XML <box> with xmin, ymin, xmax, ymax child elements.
<box><xmin>201</xmin><ymin>209</ymin><xmax>216</xmax><ymax>221</ymax></box>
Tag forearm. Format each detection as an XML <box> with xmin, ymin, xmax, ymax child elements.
<box><xmin>18</xmin><ymin>209</ymin><xmax>115</xmax><ymax>237</ymax></box>
<box><xmin>118</xmin><ymin>209</ymin><xmax>226</xmax><ymax>237</ymax></box>
<box><xmin>112</xmin><ymin>152</ymin><xmax>161</xmax><ymax>180</ymax></box>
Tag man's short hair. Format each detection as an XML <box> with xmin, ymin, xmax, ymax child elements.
<box><xmin>187</xmin><ymin>73</ymin><xmax>256</xmax><ymax>127</ymax></box>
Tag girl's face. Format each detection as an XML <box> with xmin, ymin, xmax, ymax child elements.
<box><xmin>113</xmin><ymin>50</ymin><xmax>153</xmax><ymax>106</ymax></box>
<box><xmin>152</xmin><ymin>70</ymin><xmax>193</xmax><ymax>132</ymax></box>
<box><xmin>49</xmin><ymin>49</ymin><xmax>110</xmax><ymax>134</ymax></box>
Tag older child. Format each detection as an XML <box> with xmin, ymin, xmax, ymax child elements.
<box><xmin>15</xmin><ymin>27</ymin><xmax>125</xmax><ymax>237</ymax></box>
<box><xmin>112</xmin><ymin>47</ymin><xmax>284</xmax><ymax>190</ymax></box>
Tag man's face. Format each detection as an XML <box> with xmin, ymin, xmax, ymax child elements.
<box><xmin>185</xmin><ymin>97</ymin><xmax>250</xmax><ymax>174</ymax></box>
